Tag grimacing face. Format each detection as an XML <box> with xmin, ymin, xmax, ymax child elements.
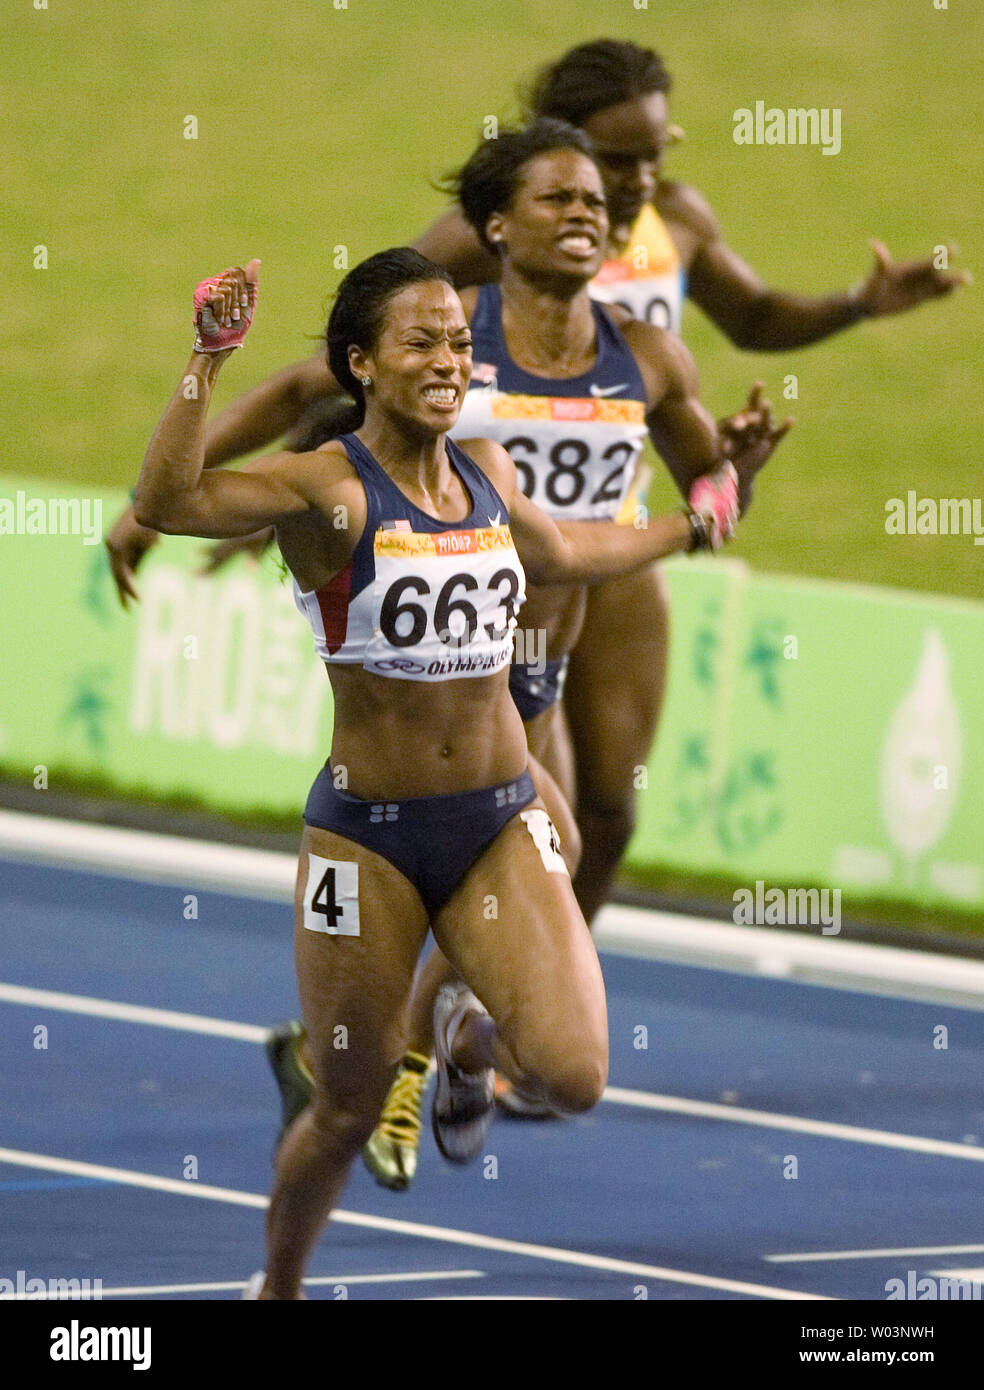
<box><xmin>581</xmin><ymin>91</ymin><xmax>671</xmax><ymax>234</ymax></box>
<box><xmin>349</xmin><ymin>281</ymin><xmax>473</xmax><ymax>432</ymax></box>
<box><xmin>486</xmin><ymin>149</ymin><xmax>609</xmax><ymax>281</ymax></box>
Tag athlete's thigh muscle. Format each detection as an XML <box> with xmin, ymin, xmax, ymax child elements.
<box><xmin>293</xmin><ymin>825</ymin><xmax>431</xmax><ymax>1104</ymax></box>
<box><xmin>565</xmin><ymin>563</ymin><xmax>670</xmax><ymax>803</ymax></box>
<box><xmin>525</xmin><ymin>701</ymin><xmax>577</xmax><ymax>808</ymax></box>
<box><xmin>431</xmin><ymin>805</ymin><xmax>607</xmax><ymax>1073</ymax></box>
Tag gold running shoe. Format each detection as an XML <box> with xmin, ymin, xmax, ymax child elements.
<box><xmin>363</xmin><ymin>1051</ymin><xmax>431</xmax><ymax>1191</ymax></box>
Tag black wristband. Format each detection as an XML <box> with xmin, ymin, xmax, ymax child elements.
<box><xmin>684</xmin><ymin>508</ymin><xmax>711</xmax><ymax>552</ymax></box>
<box><xmin>846</xmin><ymin>282</ymin><xmax>874</xmax><ymax>320</ymax></box>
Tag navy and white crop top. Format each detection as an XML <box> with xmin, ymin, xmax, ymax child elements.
<box><xmin>293</xmin><ymin>433</ymin><xmax>526</xmax><ymax>682</ymax></box>
<box><xmin>452</xmin><ymin>283</ymin><xmax>649</xmax><ymax>521</ymax></box>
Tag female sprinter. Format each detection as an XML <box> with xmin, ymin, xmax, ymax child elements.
<box><xmin>132</xmin><ymin>247</ymin><xmax>740</xmax><ymax>1300</ymax></box>
<box><xmin>189</xmin><ymin>121</ymin><xmax>789</xmax><ymax>1186</ymax></box>
<box><xmin>413</xmin><ymin>37</ymin><xmax>969</xmax><ymax>929</ymax></box>
<box><xmin>283</xmin><ymin>121</ymin><xmax>786</xmax><ymax>1184</ymax></box>
<box><xmin>359</xmin><ymin>120</ymin><xmax>790</xmax><ymax>1175</ymax></box>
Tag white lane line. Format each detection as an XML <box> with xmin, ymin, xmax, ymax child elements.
<box><xmin>0</xmin><ymin>1146</ymin><xmax>829</xmax><ymax>1301</ymax></box>
<box><xmin>767</xmin><ymin>1243</ymin><xmax>984</xmax><ymax>1263</ymax></box>
<box><xmin>3</xmin><ymin>983</ymin><xmax>982</xmax><ymax>1166</ymax></box>
<box><xmin>0</xmin><ymin>983</ymin><xmax>266</xmax><ymax>1043</ymax></box>
<box><xmin>603</xmin><ymin>1086</ymin><xmax>984</xmax><ymax>1163</ymax></box>
<box><xmin>0</xmin><ymin>1271</ymin><xmax>484</xmax><ymax>1300</ymax></box>
<box><xmin>929</xmin><ymin>1268</ymin><xmax>984</xmax><ymax>1282</ymax></box>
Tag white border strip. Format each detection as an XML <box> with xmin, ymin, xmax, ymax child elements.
<box><xmin>596</xmin><ymin>905</ymin><xmax>984</xmax><ymax>1009</ymax></box>
<box><xmin>2</xmin><ymin>809</ymin><xmax>983</xmax><ymax>1007</ymax></box>
<box><xmin>601</xmin><ymin>1088</ymin><xmax>984</xmax><ymax>1163</ymax></box>
<box><xmin>0</xmin><ymin>810</ymin><xmax>295</xmax><ymax>902</ymax></box>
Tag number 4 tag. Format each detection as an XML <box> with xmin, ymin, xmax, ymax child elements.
<box><xmin>303</xmin><ymin>854</ymin><xmax>361</xmax><ymax>936</ymax></box>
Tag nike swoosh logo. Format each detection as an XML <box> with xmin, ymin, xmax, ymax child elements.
<box><xmin>488</xmin><ymin>512</ymin><xmax>502</xmax><ymax>527</ymax></box>
<box><xmin>589</xmin><ymin>382</ymin><xmax>628</xmax><ymax>397</ymax></box>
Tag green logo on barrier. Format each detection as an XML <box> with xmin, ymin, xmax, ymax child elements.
<box><xmin>62</xmin><ymin>667</ymin><xmax>112</xmax><ymax>752</ymax></box>
<box><xmin>716</xmin><ymin>749</ymin><xmax>783</xmax><ymax>853</ymax></box>
<box><xmin>744</xmin><ymin>618</ymin><xmax>786</xmax><ymax>706</ymax></box>
<box><xmin>666</xmin><ymin>602</ymin><xmax>786</xmax><ymax>852</ymax></box>
<box><xmin>82</xmin><ymin>550</ymin><xmax>113</xmax><ymax>625</ymax></box>
<box><xmin>692</xmin><ymin>601</ymin><xmax>720</xmax><ymax>687</ymax></box>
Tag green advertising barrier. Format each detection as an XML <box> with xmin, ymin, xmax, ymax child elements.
<box><xmin>628</xmin><ymin>559</ymin><xmax>984</xmax><ymax>914</ymax></box>
<box><xmin>2</xmin><ymin>473</ymin><xmax>982</xmax><ymax>913</ymax></box>
<box><xmin>0</xmin><ymin>478</ymin><xmax>332</xmax><ymax>820</ymax></box>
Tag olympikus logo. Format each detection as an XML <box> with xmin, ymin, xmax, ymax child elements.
<box><xmin>425</xmin><ymin>652</ymin><xmax>507</xmax><ymax>676</ymax></box>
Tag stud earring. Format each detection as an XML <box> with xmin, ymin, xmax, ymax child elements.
<box><xmin>360</xmin><ymin>375</ymin><xmax>372</xmax><ymax>386</ymax></box>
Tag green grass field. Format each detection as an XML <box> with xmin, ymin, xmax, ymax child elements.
<box><xmin>3</xmin><ymin>0</ymin><xmax>981</xmax><ymax>602</ymax></box>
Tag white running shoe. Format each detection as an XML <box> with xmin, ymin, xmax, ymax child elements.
<box><xmin>431</xmin><ymin>984</ymin><xmax>495</xmax><ymax>1164</ymax></box>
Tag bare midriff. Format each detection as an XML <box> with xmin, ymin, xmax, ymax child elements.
<box><xmin>326</xmin><ymin>664</ymin><xmax>528</xmax><ymax>801</ymax></box>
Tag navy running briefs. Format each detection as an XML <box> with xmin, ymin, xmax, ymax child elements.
<box><xmin>508</xmin><ymin>655</ymin><xmax>570</xmax><ymax>722</ymax></box>
<box><xmin>303</xmin><ymin>766</ymin><xmax>537</xmax><ymax>918</ymax></box>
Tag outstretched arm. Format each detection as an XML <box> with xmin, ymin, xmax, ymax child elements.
<box><xmin>624</xmin><ymin>319</ymin><xmax>791</xmax><ymax>511</ymax></box>
<box><xmin>134</xmin><ymin>263</ymin><xmax>314</xmax><ymax>538</ymax></box>
<box><xmin>511</xmin><ymin>486</ymin><xmax>697</xmax><ymax>585</ymax></box>
<box><xmin>107</xmin><ymin>289</ymin><xmax>343</xmax><ymax>603</ymax></box>
<box><xmin>464</xmin><ymin>440</ymin><xmax>736</xmax><ymax>587</ymax></box>
<box><xmin>670</xmin><ymin>183</ymin><xmax>969</xmax><ymax>350</ymax></box>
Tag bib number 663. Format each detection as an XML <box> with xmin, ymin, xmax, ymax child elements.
<box><xmin>379</xmin><ymin>568</ymin><xmax>520</xmax><ymax>648</ymax></box>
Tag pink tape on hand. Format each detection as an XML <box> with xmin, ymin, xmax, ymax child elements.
<box><xmin>193</xmin><ymin>269</ymin><xmax>257</xmax><ymax>352</ymax></box>
<box><xmin>688</xmin><ymin>463</ymin><xmax>739</xmax><ymax>544</ymax></box>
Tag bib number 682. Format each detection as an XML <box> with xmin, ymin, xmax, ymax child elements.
<box><xmin>506</xmin><ymin>436</ymin><xmax>634</xmax><ymax>509</ymax></box>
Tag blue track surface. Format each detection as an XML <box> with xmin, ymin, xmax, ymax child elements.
<box><xmin>2</xmin><ymin>858</ymin><xmax>983</xmax><ymax>1301</ymax></box>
